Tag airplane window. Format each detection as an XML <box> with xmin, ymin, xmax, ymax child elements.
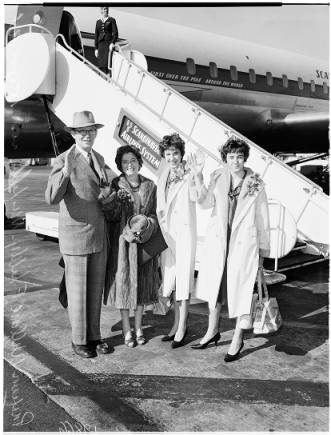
<box><xmin>230</xmin><ymin>65</ymin><xmax>238</xmax><ymax>81</ymax></box>
<box><xmin>298</xmin><ymin>77</ymin><xmax>304</xmax><ymax>91</ymax></box>
<box><xmin>282</xmin><ymin>74</ymin><xmax>288</xmax><ymax>88</ymax></box>
<box><xmin>186</xmin><ymin>58</ymin><xmax>196</xmax><ymax>76</ymax></box>
<box><xmin>323</xmin><ymin>82</ymin><xmax>328</xmax><ymax>94</ymax></box>
<box><xmin>310</xmin><ymin>80</ymin><xmax>316</xmax><ymax>92</ymax></box>
<box><xmin>266</xmin><ymin>72</ymin><xmax>273</xmax><ymax>86</ymax></box>
<box><xmin>209</xmin><ymin>62</ymin><xmax>218</xmax><ymax>79</ymax></box>
<box><xmin>249</xmin><ymin>69</ymin><xmax>256</xmax><ymax>83</ymax></box>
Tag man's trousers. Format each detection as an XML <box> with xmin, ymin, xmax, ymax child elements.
<box><xmin>63</xmin><ymin>241</ymin><xmax>107</xmax><ymax>345</ymax></box>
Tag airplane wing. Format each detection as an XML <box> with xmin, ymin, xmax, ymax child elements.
<box><xmin>243</xmin><ymin>108</ymin><xmax>330</xmax><ymax>153</ymax></box>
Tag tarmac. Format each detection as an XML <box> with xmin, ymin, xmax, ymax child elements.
<box><xmin>3</xmin><ymin>164</ymin><xmax>329</xmax><ymax>432</ymax></box>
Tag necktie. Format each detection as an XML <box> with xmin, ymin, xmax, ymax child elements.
<box><xmin>87</xmin><ymin>152</ymin><xmax>99</xmax><ymax>180</ymax></box>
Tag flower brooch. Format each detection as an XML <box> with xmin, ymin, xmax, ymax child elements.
<box><xmin>117</xmin><ymin>188</ymin><xmax>133</xmax><ymax>204</ymax></box>
<box><xmin>247</xmin><ymin>173</ymin><xmax>263</xmax><ymax>196</ymax></box>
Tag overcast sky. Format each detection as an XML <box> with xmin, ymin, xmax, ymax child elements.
<box><xmin>5</xmin><ymin>3</ymin><xmax>329</xmax><ymax>60</ymax></box>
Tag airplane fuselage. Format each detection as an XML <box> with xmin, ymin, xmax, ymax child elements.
<box><xmin>5</xmin><ymin>6</ymin><xmax>329</xmax><ymax>158</ymax></box>
<box><xmin>79</xmin><ymin>7</ymin><xmax>328</xmax><ymax>153</ymax></box>
<box><xmin>145</xmin><ymin>57</ymin><xmax>328</xmax><ymax>152</ymax></box>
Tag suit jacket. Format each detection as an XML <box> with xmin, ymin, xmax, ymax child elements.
<box><xmin>95</xmin><ymin>17</ymin><xmax>118</xmax><ymax>47</ymax></box>
<box><xmin>45</xmin><ymin>145</ymin><xmax>109</xmax><ymax>255</ymax></box>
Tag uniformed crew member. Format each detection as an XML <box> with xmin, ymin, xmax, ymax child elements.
<box><xmin>95</xmin><ymin>6</ymin><xmax>118</xmax><ymax>75</ymax></box>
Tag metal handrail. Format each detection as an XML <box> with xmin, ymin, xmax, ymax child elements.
<box><xmin>111</xmin><ymin>50</ymin><xmax>326</xmax><ymax>193</ymax></box>
<box><xmin>107</xmin><ymin>42</ymin><xmax>130</xmax><ymax>71</ymax></box>
<box><xmin>6</xmin><ymin>24</ymin><xmax>53</xmax><ymax>45</ymax></box>
<box><xmin>295</xmin><ymin>187</ymin><xmax>318</xmax><ymax>225</ymax></box>
<box><xmin>111</xmin><ymin>53</ymin><xmax>220</xmax><ymax>163</ymax></box>
<box><xmin>55</xmin><ymin>33</ymin><xmax>112</xmax><ymax>83</ymax></box>
<box><xmin>267</xmin><ymin>198</ymin><xmax>288</xmax><ymax>270</ymax></box>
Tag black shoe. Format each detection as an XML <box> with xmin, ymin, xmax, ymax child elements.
<box><xmin>191</xmin><ymin>331</ymin><xmax>221</xmax><ymax>350</ymax></box>
<box><xmin>224</xmin><ymin>341</ymin><xmax>244</xmax><ymax>363</ymax></box>
<box><xmin>89</xmin><ymin>339</ymin><xmax>113</xmax><ymax>354</ymax></box>
<box><xmin>161</xmin><ymin>334</ymin><xmax>175</xmax><ymax>342</ymax></box>
<box><xmin>171</xmin><ymin>330</ymin><xmax>188</xmax><ymax>349</ymax></box>
<box><xmin>72</xmin><ymin>343</ymin><xmax>97</xmax><ymax>358</ymax></box>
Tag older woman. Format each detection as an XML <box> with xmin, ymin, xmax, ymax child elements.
<box><xmin>102</xmin><ymin>145</ymin><xmax>160</xmax><ymax>347</ymax></box>
<box><xmin>157</xmin><ymin>133</ymin><xmax>197</xmax><ymax>349</ymax></box>
<box><xmin>187</xmin><ymin>137</ymin><xmax>270</xmax><ymax>361</ymax></box>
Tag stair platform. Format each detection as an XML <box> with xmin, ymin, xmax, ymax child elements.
<box><xmin>264</xmin><ymin>252</ymin><xmax>327</xmax><ymax>272</ymax></box>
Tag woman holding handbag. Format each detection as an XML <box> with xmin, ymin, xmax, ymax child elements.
<box><xmin>157</xmin><ymin>133</ymin><xmax>198</xmax><ymax>349</ymax></box>
<box><xmin>187</xmin><ymin>136</ymin><xmax>270</xmax><ymax>361</ymax></box>
<box><xmin>102</xmin><ymin>145</ymin><xmax>161</xmax><ymax>347</ymax></box>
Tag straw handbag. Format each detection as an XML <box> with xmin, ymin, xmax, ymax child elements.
<box><xmin>252</xmin><ymin>267</ymin><xmax>282</xmax><ymax>334</ymax></box>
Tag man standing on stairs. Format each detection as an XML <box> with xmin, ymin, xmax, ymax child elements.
<box><xmin>45</xmin><ymin>110</ymin><xmax>114</xmax><ymax>358</ymax></box>
<box><xmin>95</xmin><ymin>6</ymin><xmax>118</xmax><ymax>75</ymax></box>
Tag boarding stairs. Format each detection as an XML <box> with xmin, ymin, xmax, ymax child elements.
<box><xmin>5</xmin><ymin>25</ymin><xmax>329</xmax><ymax>278</ymax></box>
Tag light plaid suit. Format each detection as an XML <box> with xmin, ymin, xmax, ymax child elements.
<box><xmin>45</xmin><ymin>145</ymin><xmax>109</xmax><ymax>345</ymax></box>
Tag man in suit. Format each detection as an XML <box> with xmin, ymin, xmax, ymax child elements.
<box><xmin>45</xmin><ymin>110</ymin><xmax>113</xmax><ymax>358</ymax></box>
<box><xmin>95</xmin><ymin>6</ymin><xmax>118</xmax><ymax>75</ymax></box>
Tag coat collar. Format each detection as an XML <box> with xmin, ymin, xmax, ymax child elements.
<box><xmin>91</xmin><ymin>150</ymin><xmax>107</xmax><ymax>183</ymax></box>
<box><xmin>231</xmin><ymin>167</ymin><xmax>264</xmax><ymax>231</ymax></box>
<box><xmin>157</xmin><ymin>167</ymin><xmax>187</xmax><ymax>218</ymax></box>
<box><xmin>73</xmin><ymin>145</ymin><xmax>105</xmax><ymax>184</ymax></box>
<box><xmin>213</xmin><ymin>166</ymin><xmax>264</xmax><ymax>233</ymax></box>
<box><xmin>214</xmin><ymin>167</ymin><xmax>230</xmax><ymax>238</ymax></box>
<box><xmin>117</xmin><ymin>174</ymin><xmax>155</xmax><ymax>211</ymax></box>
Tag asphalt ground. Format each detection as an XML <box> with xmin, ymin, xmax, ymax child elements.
<box><xmin>3</xmin><ymin>164</ymin><xmax>329</xmax><ymax>432</ymax></box>
<box><xmin>3</xmin><ymin>360</ymin><xmax>84</xmax><ymax>432</ymax></box>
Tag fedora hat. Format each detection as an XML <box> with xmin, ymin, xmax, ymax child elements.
<box><xmin>64</xmin><ymin>111</ymin><xmax>104</xmax><ymax>132</ymax></box>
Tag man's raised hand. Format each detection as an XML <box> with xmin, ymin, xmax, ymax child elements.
<box><xmin>63</xmin><ymin>147</ymin><xmax>77</xmax><ymax>176</ymax></box>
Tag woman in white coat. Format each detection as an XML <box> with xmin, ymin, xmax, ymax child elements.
<box><xmin>157</xmin><ymin>133</ymin><xmax>197</xmax><ymax>349</ymax></box>
<box><xmin>187</xmin><ymin>137</ymin><xmax>270</xmax><ymax>362</ymax></box>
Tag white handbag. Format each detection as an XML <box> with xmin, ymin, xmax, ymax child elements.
<box><xmin>253</xmin><ymin>267</ymin><xmax>282</xmax><ymax>334</ymax></box>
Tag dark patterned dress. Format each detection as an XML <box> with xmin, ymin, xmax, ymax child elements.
<box><xmin>217</xmin><ymin>173</ymin><xmax>246</xmax><ymax>304</ymax></box>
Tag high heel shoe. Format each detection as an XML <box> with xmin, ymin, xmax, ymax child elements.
<box><xmin>191</xmin><ymin>331</ymin><xmax>221</xmax><ymax>349</ymax></box>
<box><xmin>171</xmin><ymin>330</ymin><xmax>187</xmax><ymax>349</ymax></box>
<box><xmin>136</xmin><ymin>334</ymin><xmax>147</xmax><ymax>345</ymax></box>
<box><xmin>224</xmin><ymin>340</ymin><xmax>244</xmax><ymax>362</ymax></box>
<box><xmin>161</xmin><ymin>333</ymin><xmax>176</xmax><ymax>342</ymax></box>
<box><xmin>123</xmin><ymin>331</ymin><xmax>136</xmax><ymax>348</ymax></box>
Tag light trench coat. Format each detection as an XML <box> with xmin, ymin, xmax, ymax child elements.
<box><xmin>157</xmin><ymin>168</ymin><xmax>197</xmax><ymax>301</ymax></box>
<box><xmin>195</xmin><ymin>166</ymin><xmax>270</xmax><ymax>318</ymax></box>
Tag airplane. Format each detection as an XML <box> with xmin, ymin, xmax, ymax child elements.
<box><xmin>4</xmin><ymin>12</ymin><xmax>82</xmax><ymax>159</ymax></box>
<box><xmin>4</xmin><ymin>5</ymin><xmax>329</xmax><ymax>160</ymax></box>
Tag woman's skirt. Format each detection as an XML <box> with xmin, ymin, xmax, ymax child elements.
<box><xmin>97</xmin><ymin>40</ymin><xmax>111</xmax><ymax>67</ymax></box>
<box><xmin>137</xmin><ymin>257</ymin><xmax>160</xmax><ymax>306</ymax></box>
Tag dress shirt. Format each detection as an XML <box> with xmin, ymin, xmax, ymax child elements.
<box><xmin>76</xmin><ymin>145</ymin><xmax>94</xmax><ymax>162</ymax></box>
